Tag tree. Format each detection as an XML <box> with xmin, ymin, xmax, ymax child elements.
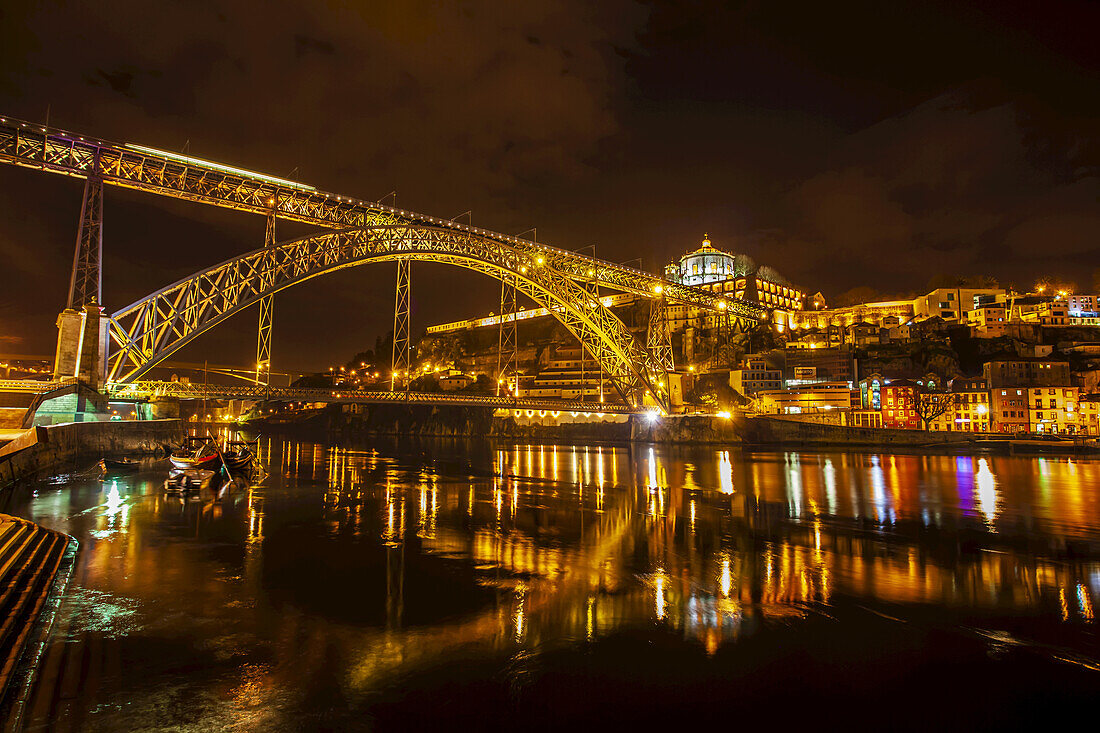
<box><xmin>916</xmin><ymin>391</ymin><xmax>957</xmax><ymax>430</ymax></box>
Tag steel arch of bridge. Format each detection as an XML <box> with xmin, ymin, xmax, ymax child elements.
<box><xmin>107</xmin><ymin>225</ymin><xmax>677</xmax><ymax>409</ymax></box>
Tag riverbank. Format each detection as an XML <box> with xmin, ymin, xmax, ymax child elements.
<box><xmin>0</xmin><ymin>420</ymin><xmax>181</xmax><ymax>495</ymax></box>
<box><xmin>242</xmin><ymin>405</ymin><xmax>1099</xmax><ymax>455</ymax></box>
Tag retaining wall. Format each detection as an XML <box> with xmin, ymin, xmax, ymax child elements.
<box><xmin>0</xmin><ymin>419</ymin><xmax>181</xmax><ymax>492</ymax></box>
<box><xmin>741</xmin><ymin>415</ymin><xmax>980</xmax><ymax>448</ymax></box>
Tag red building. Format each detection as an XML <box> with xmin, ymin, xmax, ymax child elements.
<box><xmin>881</xmin><ymin>379</ymin><xmax>921</xmax><ymax>429</ymax></box>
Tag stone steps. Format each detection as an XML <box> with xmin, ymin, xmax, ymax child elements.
<box><xmin>0</xmin><ymin>514</ymin><xmax>74</xmax><ymax>723</ymax></box>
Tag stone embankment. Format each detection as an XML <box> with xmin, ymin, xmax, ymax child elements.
<box><xmin>248</xmin><ymin>403</ymin><xmax>1065</xmax><ymax>452</ymax></box>
<box><xmin>0</xmin><ymin>420</ymin><xmax>181</xmax><ymax>493</ymax></box>
<box><xmin>738</xmin><ymin>416</ymin><xmax>982</xmax><ymax>448</ymax></box>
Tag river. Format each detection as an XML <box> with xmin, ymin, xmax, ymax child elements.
<box><xmin>8</xmin><ymin>434</ymin><xmax>1100</xmax><ymax>730</ymax></box>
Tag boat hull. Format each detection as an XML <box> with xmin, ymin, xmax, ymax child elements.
<box><xmin>169</xmin><ymin>454</ymin><xmax>221</xmax><ymax>471</ymax></box>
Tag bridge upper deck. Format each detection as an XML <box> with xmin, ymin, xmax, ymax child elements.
<box><xmin>0</xmin><ymin>115</ymin><xmax>763</xmax><ymax>319</ymax></box>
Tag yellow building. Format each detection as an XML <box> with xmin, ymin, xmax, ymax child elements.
<box><xmin>966</xmin><ymin>304</ymin><xmax>1007</xmax><ymax>338</ymax></box>
<box><xmin>1028</xmin><ymin>386</ymin><xmax>1079</xmax><ymax>434</ymax></box>
<box><xmin>755</xmin><ymin>382</ymin><xmax>853</xmax><ymax>415</ymax></box>
<box><xmin>790</xmin><ymin>299</ymin><xmax>914</xmax><ymax>330</ymax></box>
<box><xmin>926</xmin><ymin>378</ymin><xmax>991</xmax><ymax>432</ymax></box>
<box><xmin>1080</xmin><ymin>394</ymin><xmax>1100</xmax><ymax>436</ymax></box>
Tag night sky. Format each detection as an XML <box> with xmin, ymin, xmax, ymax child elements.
<box><xmin>1</xmin><ymin>1</ymin><xmax>1097</xmax><ymax>371</ymax></box>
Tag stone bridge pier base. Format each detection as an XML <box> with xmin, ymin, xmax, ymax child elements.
<box><xmin>52</xmin><ymin>301</ymin><xmax>108</xmax><ymax>389</ymax></box>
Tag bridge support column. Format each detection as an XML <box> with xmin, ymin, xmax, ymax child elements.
<box><xmin>55</xmin><ymin>172</ymin><xmax>107</xmax><ymax>387</ymax></box>
<box><xmin>255</xmin><ymin>212</ymin><xmax>276</xmax><ymax>384</ymax></box>
<box><xmin>67</xmin><ymin>174</ymin><xmax>103</xmax><ymax>310</ymax></box>
<box><xmin>646</xmin><ymin>296</ymin><xmax>674</xmax><ymax>406</ymax></box>
<box><xmin>391</xmin><ymin>259</ymin><xmax>411</xmax><ymax>391</ymax></box>
<box><xmin>647</xmin><ymin>296</ymin><xmax>674</xmax><ymax>373</ymax></box>
<box><xmin>495</xmin><ymin>275</ymin><xmax>518</xmax><ymax>396</ymax></box>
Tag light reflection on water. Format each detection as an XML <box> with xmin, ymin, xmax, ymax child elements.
<box><xmin>9</xmin><ymin>436</ymin><xmax>1100</xmax><ymax>728</ymax></box>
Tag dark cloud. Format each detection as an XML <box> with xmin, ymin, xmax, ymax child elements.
<box><xmin>764</xmin><ymin>85</ymin><xmax>1100</xmax><ymax>293</ymax></box>
<box><xmin>0</xmin><ymin>0</ymin><xmax>1096</xmax><ymax>368</ymax></box>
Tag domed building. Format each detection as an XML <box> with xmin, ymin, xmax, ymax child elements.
<box><xmin>665</xmin><ymin>234</ymin><xmax>806</xmax><ymax>312</ymax></box>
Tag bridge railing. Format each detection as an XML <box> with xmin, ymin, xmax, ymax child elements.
<box><xmin>0</xmin><ymin>379</ymin><xmax>68</xmax><ymax>393</ymax></box>
<box><xmin>105</xmin><ymin>381</ymin><xmax>641</xmax><ymax>414</ymax></box>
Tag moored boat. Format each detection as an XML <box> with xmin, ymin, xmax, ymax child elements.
<box><xmin>221</xmin><ymin>440</ymin><xmax>257</xmax><ymax>472</ymax></box>
<box><xmin>99</xmin><ymin>457</ymin><xmax>140</xmax><ymax>474</ymax></box>
<box><xmin>170</xmin><ymin>436</ymin><xmax>222</xmax><ymax>470</ymax></box>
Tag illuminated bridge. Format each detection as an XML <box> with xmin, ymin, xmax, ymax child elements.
<box><xmin>0</xmin><ymin>115</ymin><xmax>767</xmax><ymax>412</ymax></box>
<box><xmin>0</xmin><ymin>378</ymin><xmax>638</xmax><ymax>415</ymax></box>
<box><xmin>106</xmin><ymin>381</ymin><xmax>639</xmax><ymax>414</ymax></box>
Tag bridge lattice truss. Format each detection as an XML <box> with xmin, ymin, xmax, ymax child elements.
<box><xmin>1</xmin><ymin>116</ymin><xmax>768</xmax><ymax>410</ymax></box>
<box><xmin>108</xmin><ymin>225</ymin><xmax>707</xmax><ymax>408</ymax></box>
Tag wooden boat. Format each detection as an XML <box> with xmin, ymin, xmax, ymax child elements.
<box><xmin>170</xmin><ymin>436</ymin><xmax>222</xmax><ymax>470</ymax></box>
<box><xmin>164</xmin><ymin>468</ymin><xmax>218</xmax><ymax>494</ymax></box>
<box><xmin>99</xmin><ymin>457</ymin><xmax>140</xmax><ymax>474</ymax></box>
<box><xmin>221</xmin><ymin>440</ymin><xmax>257</xmax><ymax>471</ymax></box>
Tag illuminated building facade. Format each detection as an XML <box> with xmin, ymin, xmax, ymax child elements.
<box><xmin>516</xmin><ymin>346</ymin><xmax>611</xmax><ymax>402</ymax></box>
<box><xmin>790</xmin><ymin>299</ymin><xmax>914</xmax><ymax>330</ymax></box>
<box><xmin>927</xmin><ymin>378</ymin><xmax>990</xmax><ymax>432</ymax></box>
<box><xmin>785</xmin><ymin>346</ymin><xmax>856</xmax><ymax>387</ymax></box>
<box><xmin>1028</xmin><ymin>386</ymin><xmax>1079</xmax><ymax>433</ymax></box>
<box><xmin>983</xmin><ymin>359</ymin><xmax>1071</xmax><ymax>388</ymax></box>
<box><xmin>664</xmin><ymin>234</ymin><xmax>805</xmax><ymax>313</ymax></box>
<box><xmin>882</xmin><ymin>381</ymin><xmax>921</xmax><ymax>430</ymax></box>
<box><xmin>728</xmin><ymin>355</ymin><xmax>782</xmax><ymax>397</ymax></box>
<box><xmin>966</xmin><ymin>304</ymin><xmax>1007</xmax><ymax>338</ymax></box>
<box><xmin>1066</xmin><ymin>294</ymin><xmax>1098</xmax><ymax>315</ymax></box>
<box><xmin>754</xmin><ymin>382</ymin><xmax>853</xmax><ymax>414</ymax></box>
<box><xmin>858</xmin><ymin>376</ymin><xmax>922</xmax><ymax>429</ymax></box>
<box><xmin>991</xmin><ymin>388</ymin><xmax>1030</xmax><ymax>433</ymax></box>
<box><xmin>912</xmin><ymin>288</ymin><xmax>1005</xmax><ymax>321</ymax></box>
<box><xmin>1080</xmin><ymin>394</ymin><xmax>1100</xmax><ymax>436</ymax></box>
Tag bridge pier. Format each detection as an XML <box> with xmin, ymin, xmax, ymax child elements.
<box><xmin>53</xmin><ymin>168</ymin><xmax>107</xmax><ymax>388</ymax></box>
<box><xmin>52</xmin><ymin>301</ymin><xmax>108</xmax><ymax>388</ymax></box>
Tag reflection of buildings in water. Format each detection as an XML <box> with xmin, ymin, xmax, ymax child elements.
<box><xmin>297</xmin><ymin>444</ymin><xmax>1100</xmax><ymax>689</ymax></box>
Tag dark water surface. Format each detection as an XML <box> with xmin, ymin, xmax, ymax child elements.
<box><xmin>9</xmin><ymin>436</ymin><xmax>1100</xmax><ymax>731</ymax></box>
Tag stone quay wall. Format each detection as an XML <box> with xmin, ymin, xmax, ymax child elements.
<box><xmin>740</xmin><ymin>416</ymin><xmax>980</xmax><ymax>448</ymax></box>
<box><xmin>0</xmin><ymin>419</ymin><xmax>181</xmax><ymax>492</ymax></box>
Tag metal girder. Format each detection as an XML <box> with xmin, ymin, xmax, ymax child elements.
<box><xmin>255</xmin><ymin>212</ymin><xmax>276</xmax><ymax>384</ymax></box>
<box><xmin>105</xmin><ymin>380</ymin><xmax>640</xmax><ymax>413</ymax></box>
<box><xmin>580</xmin><ymin>271</ymin><xmax>601</xmax><ymax>402</ymax></box>
<box><xmin>495</xmin><ymin>273</ymin><xmax>518</xmax><ymax>396</ymax></box>
<box><xmin>0</xmin><ymin>115</ymin><xmax>766</xmax><ymax>322</ymax></box>
<box><xmin>391</xmin><ymin>259</ymin><xmax>411</xmax><ymax>391</ymax></box>
<box><xmin>647</xmin><ymin>296</ymin><xmax>674</xmax><ymax>374</ymax></box>
<box><xmin>105</xmin><ymin>225</ymin><xmax>672</xmax><ymax>410</ymax></box>
<box><xmin>67</xmin><ymin>172</ymin><xmax>102</xmax><ymax>308</ymax></box>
